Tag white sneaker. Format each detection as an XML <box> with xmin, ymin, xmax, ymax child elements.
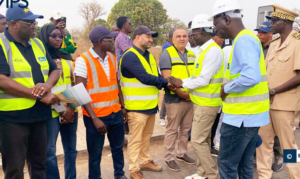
<box><xmin>185</xmin><ymin>173</ymin><xmax>208</xmax><ymax>179</ymax></box>
<box><xmin>159</xmin><ymin>119</ymin><xmax>165</xmax><ymax>126</ymax></box>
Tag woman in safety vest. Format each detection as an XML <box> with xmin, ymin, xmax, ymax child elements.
<box><xmin>38</xmin><ymin>25</ymin><xmax>78</xmax><ymax>179</ymax></box>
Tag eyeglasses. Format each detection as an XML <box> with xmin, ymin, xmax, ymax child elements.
<box><xmin>102</xmin><ymin>39</ymin><xmax>114</xmax><ymax>42</ymax></box>
<box><xmin>212</xmin><ymin>16</ymin><xmax>225</xmax><ymax>29</ymax></box>
<box><xmin>191</xmin><ymin>32</ymin><xmax>202</xmax><ymax>37</ymax></box>
<box><xmin>18</xmin><ymin>21</ymin><xmax>38</xmax><ymax>27</ymax></box>
<box><xmin>49</xmin><ymin>34</ymin><xmax>64</xmax><ymax>39</ymax></box>
<box><xmin>269</xmin><ymin>18</ymin><xmax>285</xmax><ymax>25</ymax></box>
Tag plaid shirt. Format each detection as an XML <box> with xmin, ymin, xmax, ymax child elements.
<box><xmin>114</xmin><ymin>32</ymin><xmax>133</xmax><ymax>79</ymax></box>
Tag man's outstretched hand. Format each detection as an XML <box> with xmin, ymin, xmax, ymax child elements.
<box><xmin>168</xmin><ymin>76</ymin><xmax>183</xmax><ymax>88</ymax></box>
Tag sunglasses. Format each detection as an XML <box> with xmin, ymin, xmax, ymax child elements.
<box><xmin>49</xmin><ymin>34</ymin><xmax>64</xmax><ymax>39</ymax></box>
<box><xmin>18</xmin><ymin>21</ymin><xmax>38</xmax><ymax>27</ymax></box>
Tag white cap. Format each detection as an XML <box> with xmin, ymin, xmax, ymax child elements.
<box><xmin>191</xmin><ymin>14</ymin><xmax>213</xmax><ymax>33</ymax></box>
<box><xmin>208</xmin><ymin>0</ymin><xmax>243</xmax><ymax>21</ymax></box>
<box><xmin>51</xmin><ymin>11</ymin><xmax>62</xmax><ymax>20</ymax></box>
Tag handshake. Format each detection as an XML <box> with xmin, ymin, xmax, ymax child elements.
<box><xmin>166</xmin><ymin>76</ymin><xmax>183</xmax><ymax>90</ymax></box>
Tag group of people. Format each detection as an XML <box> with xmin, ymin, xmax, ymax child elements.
<box><xmin>0</xmin><ymin>0</ymin><xmax>300</xmax><ymax>179</ymax></box>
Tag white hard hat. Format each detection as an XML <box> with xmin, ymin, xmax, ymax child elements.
<box><xmin>191</xmin><ymin>14</ymin><xmax>213</xmax><ymax>32</ymax></box>
<box><xmin>208</xmin><ymin>0</ymin><xmax>243</xmax><ymax>21</ymax></box>
<box><xmin>51</xmin><ymin>11</ymin><xmax>63</xmax><ymax>20</ymax></box>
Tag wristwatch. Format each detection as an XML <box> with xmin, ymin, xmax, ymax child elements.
<box><xmin>270</xmin><ymin>89</ymin><xmax>276</xmax><ymax>95</ymax></box>
<box><xmin>37</xmin><ymin>95</ymin><xmax>43</xmax><ymax>101</ymax></box>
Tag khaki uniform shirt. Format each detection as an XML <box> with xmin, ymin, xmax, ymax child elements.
<box><xmin>266</xmin><ymin>30</ymin><xmax>300</xmax><ymax>111</ymax></box>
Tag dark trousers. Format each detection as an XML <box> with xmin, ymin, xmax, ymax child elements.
<box><xmin>218</xmin><ymin>123</ymin><xmax>259</xmax><ymax>179</ymax></box>
<box><xmin>0</xmin><ymin>120</ymin><xmax>47</xmax><ymax>179</ymax></box>
<box><xmin>83</xmin><ymin>111</ymin><xmax>125</xmax><ymax>179</ymax></box>
<box><xmin>273</xmin><ymin>135</ymin><xmax>281</xmax><ymax>157</ymax></box>
<box><xmin>211</xmin><ymin>112</ymin><xmax>221</xmax><ymax>149</ymax></box>
<box><xmin>46</xmin><ymin>112</ymin><xmax>78</xmax><ymax>179</ymax></box>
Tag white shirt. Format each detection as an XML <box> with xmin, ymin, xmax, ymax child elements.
<box><xmin>182</xmin><ymin>39</ymin><xmax>223</xmax><ymax>90</ymax></box>
<box><xmin>222</xmin><ymin>45</ymin><xmax>232</xmax><ymax>73</ymax></box>
<box><xmin>186</xmin><ymin>46</ymin><xmax>200</xmax><ymax>58</ymax></box>
<box><xmin>74</xmin><ymin>47</ymin><xmax>110</xmax><ymax>81</ymax></box>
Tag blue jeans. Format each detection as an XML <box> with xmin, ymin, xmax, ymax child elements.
<box><xmin>46</xmin><ymin>112</ymin><xmax>78</xmax><ymax>179</ymax></box>
<box><xmin>83</xmin><ymin>111</ymin><xmax>125</xmax><ymax>179</ymax></box>
<box><xmin>218</xmin><ymin>123</ymin><xmax>259</xmax><ymax>179</ymax></box>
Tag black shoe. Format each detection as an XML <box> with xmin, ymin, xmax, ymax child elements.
<box><xmin>211</xmin><ymin>148</ymin><xmax>219</xmax><ymax>157</ymax></box>
<box><xmin>165</xmin><ymin>160</ymin><xmax>180</xmax><ymax>172</ymax></box>
<box><xmin>117</xmin><ymin>175</ymin><xmax>128</xmax><ymax>179</ymax></box>
<box><xmin>176</xmin><ymin>154</ymin><xmax>196</xmax><ymax>165</ymax></box>
<box><xmin>272</xmin><ymin>156</ymin><xmax>283</xmax><ymax>172</ymax></box>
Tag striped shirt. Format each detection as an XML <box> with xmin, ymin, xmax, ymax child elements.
<box><xmin>74</xmin><ymin>47</ymin><xmax>110</xmax><ymax>81</ymax></box>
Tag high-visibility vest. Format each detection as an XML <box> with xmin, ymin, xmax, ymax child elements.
<box><xmin>189</xmin><ymin>42</ymin><xmax>224</xmax><ymax>107</ymax></box>
<box><xmin>120</xmin><ymin>47</ymin><xmax>159</xmax><ymax>110</ymax></box>
<box><xmin>0</xmin><ymin>34</ymin><xmax>49</xmax><ymax>111</ymax></box>
<box><xmin>79</xmin><ymin>50</ymin><xmax>120</xmax><ymax>117</ymax></box>
<box><xmin>223</xmin><ymin>29</ymin><xmax>270</xmax><ymax>114</ymax></box>
<box><xmin>51</xmin><ymin>59</ymin><xmax>73</xmax><ymax>118</ymax></box>
<box><xmin>166</xmin><ymin>46</ymin><xmax>195</xmax><ymax>94</ymax></box>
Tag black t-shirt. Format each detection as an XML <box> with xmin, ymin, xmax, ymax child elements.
<box><xmin>0</xmin><ymin>28</ymin><xmax>57</xmax><ymax>123</ymax></box>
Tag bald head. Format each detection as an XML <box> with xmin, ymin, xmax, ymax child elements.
<box><xmin>111</xmin><ymin>25</ymin><xmax>120</xmax><ymax>32</ymax></box>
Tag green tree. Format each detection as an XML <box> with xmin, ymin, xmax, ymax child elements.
<box><xmin>93</xmin><ymin>18</ymin><xmax>107</xmax><ymax>27</ymax></box>
<box><xmin>107</xmin><ymin>0</ymin><xmax>168</xmax><ymax>45</ymax></box>
<box><xmin>35</xmin><ymin>22</ymin><xmax>54</xmax><ymax>38</ymax></box>
<box><xmin>158</xmin><ymin>18</ymin><xmax>187</xmax><ymax>45</ymax></box>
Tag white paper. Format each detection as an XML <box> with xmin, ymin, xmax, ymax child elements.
<box><xmin>61</xmin><ymin>83</ymin><xmax>92</xmax><ymax>108</ymax></box>
<box><xmin>73</xmin><ymin>83</ymin><xmax>93</xmax><ymax>105</ymax></box>
<box><xmin>52</xmin><ymin>103</ymin><xmax>67</xmax><ymax>113</ymax></box>
<box><xmin>225</xmin><ymin>39</ymin><xmax>230</xmax><ymax>45</ymax></box>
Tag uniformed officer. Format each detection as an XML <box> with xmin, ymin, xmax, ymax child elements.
<box><xmin>254</xmin><ymin>21</ymin><xmax>284</xmax><ymax>172</ymax></box>
<box><xmin>256</xmin><ymin>4</ymin><xmax>300</xmax><ymax>179</ymax></box>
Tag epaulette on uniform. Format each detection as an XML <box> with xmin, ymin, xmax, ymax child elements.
<box><xmin>292</xmin><ymin>32</ymin><xmax>300</xmax><ymax>40</ymax></box>
<box><xmin>271</xmin><ymin>36</ymin><xmax>280</xmax><ymax>42</ymax></box>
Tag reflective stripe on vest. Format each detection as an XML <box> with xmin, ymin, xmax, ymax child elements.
<box><xmin>0</xmin><ymin>34</ymin><xmax>49</xmax><ymax>111</ymax></box>
<box><xmin>82</xmin><ymin>52</ymin><xmax>117</xmax><ymax>95</ymax></box>
<box><xmin>191</xmin><ymin>76</ymin><xmax>224</xmax><ymax>84</ymax></box>
<box><xmin>222</xmin><ymin>29</ymin><xmax>269</xmax><ymax>115</ymax></box>
<box><xmin>189</xmin><ymin>42</ymin><xmax>224</xmax><ymax>107</ymax></box>
<box><xmin>166</xmin><ymin>46</ymin><xmax>195</xmax><ymax>94</ymax></box>
<box><xmin>79</xmin><ymin>50</ymin><xmax>120</xmax><ymax>117</ymax></box>
<box><xmin>92</xmin><ymin>98</ymin><xmax>119</xmax><ymax>108</ymax></box>
<box><xmin>120</xmin><ymin>47</ymin><xmax>159</xmax><ymax>110</ymax></box>
<box><xmin>223</xmin><ymin>74</ymin><xmax>268</xmax><ymax>83</ymax></box>
<box><xmin>51</xmin><ymin>59</ymin><xmax>74</xmax><ymax>118</ymax></box>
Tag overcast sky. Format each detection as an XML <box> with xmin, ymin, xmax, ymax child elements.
<box><xmin>0</xmin><ymin>0</ymin><xmax>299</xmax><ymax>31</ymax></box>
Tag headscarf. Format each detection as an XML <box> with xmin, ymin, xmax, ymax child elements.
<box><xmin>38</xmin><ymin>24</ymin><xmax>72</xmax><ymax>60</ymax></box>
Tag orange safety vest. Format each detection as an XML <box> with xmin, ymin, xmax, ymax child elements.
<box><xmin>79</xmin><ymin>50</ymin><xmax>120</xmax><ymax>117</ymax></box>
